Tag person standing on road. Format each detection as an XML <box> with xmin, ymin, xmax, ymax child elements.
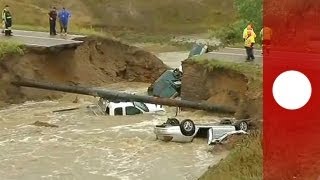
<box><xmin>2</xmin><ymin>5</ymin><xmax>12</xmax><ymax>36</ymax></box>
<box><xmin>58</xmin><ymin>7</ymin><xmax>71</xmax><ymax>35</ymax></box>
<box><xmin>244</xmin><ymin>30</ymin><xmax>255</xmax><ymax>62</ymax></box>
<box><xmin>260</xmin><ymin>26</ymin><xmax>273</xmax><ymax>55</ymax></box>
<box><xmin>243</xmin><ymin>24</ymin><xmax>256</xmax><ymax>41</ymax></box>
<box><xmin>48</xmin><ymin>7</ymin><xmax>57</xmax><ymax>35</ymax></box>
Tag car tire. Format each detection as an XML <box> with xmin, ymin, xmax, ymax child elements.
<box><xmin>166</xmin><ymin>118</ymin><xmax>180</xmax><ymax>126</ymax></box>
<box><xmin>235</xmin><ymin>121</ymin><xmax>249</xmax><ymax>132</ymax></box>
<box><xmin>180</xmin><ymin>119</ymin><xmax>196</xmax><ymax>136</ymax></box>
<box><xmin>173</xmin><ymin>69</ymin><xmax>183</xmax><ymax>79</ymax></box>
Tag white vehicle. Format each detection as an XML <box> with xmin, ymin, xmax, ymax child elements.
<box><xmin>154</xmin><ymin>118</ymin><xmax>249</xmax><ymax>145</ymax></box>
<box><xmin>96</xmin><ymin>98</ymin><xmax>165</xmax><ymax>116</ymax></box>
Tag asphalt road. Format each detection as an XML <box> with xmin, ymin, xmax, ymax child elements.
<box><xmin>0</xmin><ymin>30</ymin><xmax>84</xmax><ymax>48</ymax></box>
<box><xmin>158</xmin><ymin>47</ymin><xmax>320</xmax><ymax>70</ymax></box>
<box><xmin>157</xmin><ymin>47</ymin><xmax>263</xmax><ymax>68</ymax></box>
<box><xmin>204</xmin><ymin>47</ymin><xmax>263</xmax><ymax>64</ymax></box>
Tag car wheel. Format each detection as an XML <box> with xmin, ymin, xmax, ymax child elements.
<box><xmin>180</xmin><ymin>119</ymin><xmax>196</xmax><ymax>136</ymax></box>
<box><xmin>166</xmin><ymin>118</ymin><xmax>180</xmax><ymax>126</ymax></box>
<box><xmin>173</xmin><ymin>69</ymin><xmax>183</xmax><ymax>79</ymax></box>
<box><xmin>235</xmin><ymin>121</ymin><xmax>248</xmax><ymax>131</ymax></box>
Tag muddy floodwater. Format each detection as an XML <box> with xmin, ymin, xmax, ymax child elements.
<box><xmin>0</xmin><ymin>83</ymin><xmax>227</xmax><ymax>180</ymax></box>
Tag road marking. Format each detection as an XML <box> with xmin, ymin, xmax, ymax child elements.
<box><xmin>208</xmin><ymin>51</ymin><xmax>263</xmax><ymax>58</ymax></box>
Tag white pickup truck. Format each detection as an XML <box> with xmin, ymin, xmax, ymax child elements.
<box><xmin>93</xmin><ymin>97</ymin><xmax>165</xmax><ymax>116</ymax></box>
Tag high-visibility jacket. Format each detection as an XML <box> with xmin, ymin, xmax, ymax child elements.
<box><xmin>2</xmin><ymin>9</ymin><xmax>11</xmax><ymax>22</ymax></box>
<box><xmin>245</xmin><ymin>34</ymin><xmax>255</xmax><ymax>47</ymax></box>
<box><xmin>260</xmin><ymin>27</ymin><xmax>272</xmax><ymax>40</ymax></box>
<box><xmin>243</xmin><ymin>27</ymin><xmax>256</xmax><ymax>39</ymax></box>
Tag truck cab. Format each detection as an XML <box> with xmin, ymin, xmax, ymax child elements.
<box><xmin>97</xmin><ymin>98</ymin><xmax>165</xmax><ymax>116</ymax></box>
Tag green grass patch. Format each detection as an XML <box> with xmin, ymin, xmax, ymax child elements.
<box><xmin>193</xmin><ymin>58</ymin><xmax>262</xmax><ymax>95</ymax></box>
<box><xmin>0</xmin><ymin>40</ymin><xmax>24</xmax><ymax>59</ymax></box>
<box><xmin>199</xmin><ymin>131</ymin><xmax>262</xmax><ymax>180</ymax></box>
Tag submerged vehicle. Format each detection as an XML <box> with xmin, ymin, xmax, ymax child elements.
<box><xmin>147</xmin><ymin>68</ymin><xmax>183</xmax><ymax>98</ymax></box>
<box><xmin>154</xmin><ymin>118</ymin><xmax>249</xmax><ymax>144</ymax></box>
<box><xmin>88</xmin><ymin>97</ymin><xmax>165</xmax><ymax>116</ymax></box>
<box><xmin>148</xmin><ymin>43</ymin><xmax>209</xmax><ymax>98</ymax></box>
<box><xmin>188</xmin><ymin>43</ymin><xmax>209</xmax><ymax>58</ymax></box>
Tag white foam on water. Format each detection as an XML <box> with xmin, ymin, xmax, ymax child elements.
<box><xmin>19</xmin><ymin>137</ymin><xmax>32</xmax><ymax>142</ymax></box>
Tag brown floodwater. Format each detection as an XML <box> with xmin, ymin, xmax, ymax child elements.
<box><xmin>0</xmin><ymin>83</ymin><xmax>227</xmax><ymax>180</ymax></box>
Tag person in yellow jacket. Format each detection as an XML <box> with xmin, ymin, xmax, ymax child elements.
<box><xmin>260</xmin><ymin>26</ymin><xmax>272</xmax><ymax>54</ymax></box>
<box><xmin>2</xmin><ymin>5</ymin><xmax>12</xmax><ymax>36</ymax></box>
<box><xmin>243</xmin><ymin>24</ymin><xmax>256</xmax><ymax>41</ymax></box>
<box><xmin>244</xmin><ymin>30</ymin><xmax>255</xmax><ymax>61</ymax></box>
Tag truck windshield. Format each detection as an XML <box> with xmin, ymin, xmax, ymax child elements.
<box><xmin>133</xmin><ymin>102</ymin><xmax>149</xmax><ymax>112</ymax></box>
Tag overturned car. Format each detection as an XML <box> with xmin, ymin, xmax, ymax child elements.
<box><xmin>154</xmin><ymin>118</ymin><xmax>249</xmax><ymax>145</ymax></box>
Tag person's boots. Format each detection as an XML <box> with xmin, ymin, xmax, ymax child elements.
<box><xmin>8</xmin><ymin>29</ymin><xmax>12</xmax><ymax>36</ymax></box>
<box><xmin>4</xmin><ymin>30</ymin><xmax>8</xmax><ymax>36</ymax></box>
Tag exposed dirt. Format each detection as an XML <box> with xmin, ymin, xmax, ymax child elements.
<box><xmin>181</xmin><ymin>60</ymin><xmax>262</xmax><ymax>120</ymax></box>
<box><xmin>0</xmin><ymin>37</ymin><xmax>168</xmax><ymax>107</ymax></box>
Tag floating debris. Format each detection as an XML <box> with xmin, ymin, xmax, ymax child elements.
<box><xmin>31</xmin><ymin>121</ymin><xmax>59</xmax><ymax>128</ymax></box>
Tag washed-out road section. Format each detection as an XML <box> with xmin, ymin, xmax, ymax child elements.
<box><xmin>0</xmin><ymin>30</ymin><xmax>84</xmax><ymax>48</ymax></box>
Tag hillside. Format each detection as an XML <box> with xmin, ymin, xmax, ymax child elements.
<box><xmin>1</xmin><ymin>0</ymin><xmax>235</xmax><ymax>34</ymax></box>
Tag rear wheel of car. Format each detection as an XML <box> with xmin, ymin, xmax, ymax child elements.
<box><xmin>235</xmin><ymin>121</ymin><xmax>248</xmax><ymax>132</ymax></box>
<box><xmin>180</xmin><ymin>119</ymin><xmax>195</xmax><ymax>136</ymax></box>
<box><xmin>166</xmin><ymin>118</ymin><xmax>180</xmax><ymax>126</ymax></box>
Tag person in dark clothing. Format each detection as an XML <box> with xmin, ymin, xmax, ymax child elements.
<box><xmin>48</xmin><ymin>7</ymin><xmax>57</xmax><ymax>35</ymax></box>
<box><xmin>2</xmin><ymin>5</ymin><xmax>12</xmax><ymax>36</ymax></box>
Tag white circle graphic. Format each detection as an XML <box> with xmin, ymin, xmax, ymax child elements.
<box><xmin>272</xmin><ymin>70</ymin><xmax>312</xmax><ymax>110</ymax></box>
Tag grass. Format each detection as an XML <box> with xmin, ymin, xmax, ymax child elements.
<box><xmin>1</xmin><ymin>0</ymin><xmax>235</xmax><ymax>34</ymax></box>
<box><xmin>199</xmin><ymin>131</ymin><xmax>262</xmax><ymax>180</ymax></box>
<box><xmin>0</xmin><ymin>40</ymin><xmax>24</xmax><ymax>59</ymax></box>
<box><xmin>193</xmin><ymin>58</ymin><xmax>262</xmax><ymax>95</ymax></box>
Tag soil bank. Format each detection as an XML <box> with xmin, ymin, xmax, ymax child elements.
<box><xmin>0</xmin><ymin>37</ymin><xmax>168</xmax><ymax>107</ymax></box>
<box><xmin>181</xmin><ymin>58</ymin><xmax>263</xmax><ymax>120</ymax></box>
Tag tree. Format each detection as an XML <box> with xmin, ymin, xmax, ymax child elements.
<box><xmin>234</xmin><ymin>0</ymin><xmax>262</xmax><ymax>31</ymax></box>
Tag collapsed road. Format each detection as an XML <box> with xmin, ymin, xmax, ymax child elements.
<box><xmin>12</xmin><ymin>79</ymin><xmax>236</xmax><ymax>114</ymax></box>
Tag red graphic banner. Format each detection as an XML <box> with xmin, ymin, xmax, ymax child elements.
<box><xmin>264</xmin><ymin>0</ymin><xmax>320</xmax><ymax>179</ymax></box>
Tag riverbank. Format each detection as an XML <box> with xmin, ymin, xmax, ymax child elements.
<box><xmin>199</xmin><ymin>131</ymin><xmax>262</xmax><ymax>180</ymax></box>
<box><xmin>0</xmin><ymin>37</ymin><xmax>167</xmax><ymax>107</ymax></box>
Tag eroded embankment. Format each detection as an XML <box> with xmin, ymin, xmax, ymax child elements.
<box><xmin>0</xmin><ymin>37</ymin><xmax>168</xmax><ymax>106</ymax></box>
<box><xmin>181</xmin><ymin>59</ymin><xmax>262</xmax><ymax>120</ymax></box>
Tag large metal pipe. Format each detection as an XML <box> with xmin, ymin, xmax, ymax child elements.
<box><xmin>12</xmin><ymin>79</ymin><xmax>236</xmax><ymax>114</ymax></box>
